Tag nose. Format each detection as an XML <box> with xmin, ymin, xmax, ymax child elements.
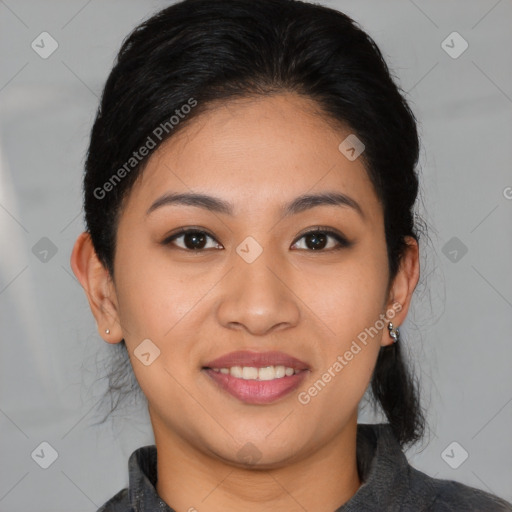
<box><xmin>215</xmin><ymin>246</ymin><xmax>301</xmax><ymax>337</ymax></box>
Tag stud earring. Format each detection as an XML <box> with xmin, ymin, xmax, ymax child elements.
<box><xmin>105</xmin><ymin>328</ymin><xmax>110</xmax><ymax>335</ymax></box>
<box><xmin>387</xmin><ymin>322</ymin><xmax>399</xmax><ymax>343</ymax></box>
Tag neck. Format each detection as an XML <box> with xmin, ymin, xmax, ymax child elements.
<box><xmin>153</xmin><ymin>414</ymin><xmax>361</xmax><ymax>512</ymax></box>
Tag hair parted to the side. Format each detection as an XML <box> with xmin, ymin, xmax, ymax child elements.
<box><xmin>84</xmin><ymin>0</ymin><xmax>426</xmax><ymax>447</ymax></box>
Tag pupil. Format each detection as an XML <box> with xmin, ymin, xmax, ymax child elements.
<box><xmin>307</xmin><ymin>232</ymin><xmax>326</xmax><ymax>250</ymax></box>
<box><xmin>185</xmin><ymin>232</ymin><xmax>206</xmax><ymax>249</ymax></box>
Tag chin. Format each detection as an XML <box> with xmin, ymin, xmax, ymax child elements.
<box><xmin>206</xmin><ymin>435</ymin><xmax>306</xmax><ymax>470</ymax></box>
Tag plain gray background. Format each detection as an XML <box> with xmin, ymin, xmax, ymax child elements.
<box><xmin>1</xmin><ymin>0</ymin><xmax>511</xmax><ymax>510</ymax></box>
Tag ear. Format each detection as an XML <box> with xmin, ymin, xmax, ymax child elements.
<box><xmin>381</xmin><ymin>236</ymin><xmax>420</xmax><ymax>347</ymax></box>
<box><xmin>70</xmin><ymin>231</ymin><xmax>122</xmax><ymax>344</ymax></box>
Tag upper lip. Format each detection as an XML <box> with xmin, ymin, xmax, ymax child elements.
<box><xmin>203</xmin><ymin>350</ymin><xmax>310</xmax><ymax>370</ymax></box>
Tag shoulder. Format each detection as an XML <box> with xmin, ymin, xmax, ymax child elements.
<box><xmin>408</xmin><ymin>466</ymin><xmax>512</xmax><ymax>511</ymax></box>
<box><xmin>96</xmin><ymin>488</ymin><xmax>131</xmax><ymax>512</ymax></box>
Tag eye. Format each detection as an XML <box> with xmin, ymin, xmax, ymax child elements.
<box><xmin>162</xmin><ymin>226</ymin><xmax>351</xmax><ymax>252</ymax></box>
<box><xmin>291</xmin><ymin>227</ymin><xmax>351</xmax><ymax>251</ymax></box>
<box><xmin>162</xmin><ymin>228</ymin><xmax>223</xmax><ymax>251</ymax></box>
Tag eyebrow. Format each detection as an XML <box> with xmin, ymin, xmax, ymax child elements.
<box><xmin>146</xmin><ymin>191</ymin><xmax>364</xmax><ymax>219</ymax></box>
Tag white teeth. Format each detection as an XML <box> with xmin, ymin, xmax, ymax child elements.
<box><xmin>275</xmin><ymin>365</ymin><xmax>286</xmax><ymax>378</ymax></box>
<box><xmin>231</xmin><ymin>366</ymin><xmax>243</xmax><ymax>378</ymax></box>
<box><xmin>242</xmin><ymin>366</ymin><xmax>258</xmax><ymax>379</ymax></box>
<box><xmin>210</xmin><ymin>365</ymin><xmax>300</xmax><ymax>380</ymax></box>
<box><xmin>259</xmin><ymin>366</ymin><xmax>279</xmax><ymax>380</ymax></box>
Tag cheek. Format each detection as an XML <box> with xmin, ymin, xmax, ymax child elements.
<box><xmin>296</xmin><ymin>243</ymin><xmax>389</xmax><ymax>403</ymax></box>
<box><xmin>112</xmin><ymin>249</ymin><xmax>204</xmax><ymax>419</ymax></box>
<box><xmin>323</xmin><ymin>271</ymin><xmax>387</xmax><ymax>346</ymax></box>
<box><xmin>294</xmin><ymin>265</ymin><xmax>387</xmax><ymax>430</ymax></box>
<box><xmin>303</xmin><ymin>243</ymin><xmax>389</xmax><ymax>345</ymax></box>
<box><xmin>113</xmin><ymin>241</ymin><xmax>200</xmax><ymax>342</ymax></box>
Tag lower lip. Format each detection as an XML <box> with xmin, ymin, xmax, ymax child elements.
<box><xmin>202</xmin><ymin>368</ymin><xmax>309</xmax><ymax>405</ymax></box>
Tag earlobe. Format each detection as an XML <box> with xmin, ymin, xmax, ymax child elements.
<box><xmin>70</xmin><ymin>231</ymin><xmax>122</xmax><ymax>343</ymax></box>
<box><xmin>382</xmin><ymin>236</ymin><xmax>420</xmax><ymax>346</ymax></box>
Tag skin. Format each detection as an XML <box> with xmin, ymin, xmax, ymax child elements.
<box><xmin>71</xmin><ymin>92</ymin><xmax>419</xmax><ymax>512</ymax></box>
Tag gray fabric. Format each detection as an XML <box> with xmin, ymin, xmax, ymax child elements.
<box><xmin>97</xmin><ymin>423</ymin><xmax>512</xmax><ymax>511</ymax></box>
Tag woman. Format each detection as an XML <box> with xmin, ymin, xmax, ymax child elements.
<box><xmin>70</xmin><ymin>0</ymin><xmax>512</xmax><ymax>510</ymax></box>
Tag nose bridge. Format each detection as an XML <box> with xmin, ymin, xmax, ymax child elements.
<box><xmin>216</xmin><ymin>236</ymin><xmax>300</xmax><ymax>334</ymax></box>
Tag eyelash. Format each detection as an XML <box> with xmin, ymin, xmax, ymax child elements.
<box><xmin>161</xmin><ymin>226</ymin><xmax>351</xmax><ymax>252</ymax></box>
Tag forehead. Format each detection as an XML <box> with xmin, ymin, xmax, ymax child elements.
<box><xmin>125</xmin><ymin>93</ymin><xmax>382</xmax><ymax>221</ymax></box>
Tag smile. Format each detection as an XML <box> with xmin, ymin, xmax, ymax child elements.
<box><xmin>202</xmin><ymin>350</ymin><xmax>311</xmax><ymax>404</ymax></box>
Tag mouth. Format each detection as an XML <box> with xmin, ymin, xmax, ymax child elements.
<box><xmin>202</xmin><ymin>350</ymin><xmax>310</xmax><ymax>405</ymax></box>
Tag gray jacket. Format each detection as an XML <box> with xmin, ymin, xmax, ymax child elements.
<box><xmin>97</xmin><ymin>423</ymin><xmax>512</xmax><ymax>511</ymax></box>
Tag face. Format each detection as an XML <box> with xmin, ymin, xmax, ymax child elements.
<box><xmin>75</xmin><ymin>92</ymin><xmax>416</xmax><ymax>468</ymax></box>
